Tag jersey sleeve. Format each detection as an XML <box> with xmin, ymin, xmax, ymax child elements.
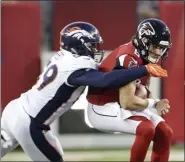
<box><xmin>61</xmin><ymin>55</ymin><xmax>98</xmax><ymax>86</ymax></box>
<box><xmin>67</xmin><ymin>66</ymin><xmax>148</xmax><ymax>88</ymax></box>
<box><xmin>116</xmin><ymin>54</ymin><xmax>139</xmax><ymax>69</ymax></box>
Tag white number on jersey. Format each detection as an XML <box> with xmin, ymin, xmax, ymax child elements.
<box><xmin>33</xmin><ymin>64</ymin><xmax>58</xmax><ymax>91</ymax></box>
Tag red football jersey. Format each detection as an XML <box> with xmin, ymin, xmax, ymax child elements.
<box><xmin>87</xmin><ymin>42</ymin><xmax>150</xmax><ymax>105</ymax></box>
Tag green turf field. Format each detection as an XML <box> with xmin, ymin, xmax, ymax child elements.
<box><xmin>2</xmin><ymin>147</ymin><xmax>184</xmax><ymax>161</ymax></box>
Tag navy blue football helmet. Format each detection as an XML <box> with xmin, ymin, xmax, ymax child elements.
<box><xmin>132</xmin><ymin>18</ymin><xmax>172</xmax><ymax>64</ymax></box>
<box><xmin>60</xmin><ymin>21</ymin><xmax>104</xmax><ymax>62</ymax></box>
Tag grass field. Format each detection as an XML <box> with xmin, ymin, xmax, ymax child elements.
<box><xmin>2</xmin><ymin>147</ymin><xmax>184</xmax><ymax>161</ymax></box>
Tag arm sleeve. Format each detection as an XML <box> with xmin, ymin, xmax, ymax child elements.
<box><xmin>67</xmin><ymin>67</ymin><xmax>148</xmax><ymax>89</ymax></box>
<box><xmin>116</xmin><ymin>54</ymin><xmax>139</xmax><ymax>69</ymax></box>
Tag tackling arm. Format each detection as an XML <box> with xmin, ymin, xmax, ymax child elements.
<box><xmin>67</xmin><ymin>66</ymin><xmax>148</xmax><ymax>88</ymax></box>
<box><xmin>67</xmin><ymin>52</ymin><xmax>167</xmax><ymax>88</ymax></box>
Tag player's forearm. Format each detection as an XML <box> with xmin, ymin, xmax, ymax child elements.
<box><xmin>104</xmin><ymin>66</ymin><xmax>148</xmax><ymax>88</ymax></box>
<box><xmin>128</xmin><ymin>96</ymin><xmax>148</xmax><ymax>111</ymax></box>
<box><xmin>120</xmin><ymin>95</ymin><xmax>149</xmax><ymax>111</ymax></box>
<box><xmin>68</xmin><ymin>66</ymin><xmax>148</xmax><ymax>88</ymax></box>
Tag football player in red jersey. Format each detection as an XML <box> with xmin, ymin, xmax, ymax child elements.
<box><xmin>86</xmin><ymin>18</ymin><xmax>173</xmax><ymax>162</ymax></box>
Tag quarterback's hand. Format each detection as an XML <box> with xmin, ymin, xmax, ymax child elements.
<box><xmin>145</xmin><ymin>64</ymin><xmax>168</xmax><ymax>77</ymax></box>
<box><xmin>155</xmin><ymin>99</ymin><xmax>170</xmax><ymax>115</ymax></box>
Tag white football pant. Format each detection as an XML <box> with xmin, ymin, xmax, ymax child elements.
<box><xmin>1</xmin><ymin>99</ymin><xmax>64</xmax><ymax>161</ymax></box>
<box><xmin>86</xmin><ymin>102</ymin><xmax>164</xmax><ymax>134</ymax></box>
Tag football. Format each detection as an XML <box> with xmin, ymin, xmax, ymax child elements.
<box><xmin>135</xmin><ymin>84</ymin><xmax>148</xmax><ymax>99</ymax></box>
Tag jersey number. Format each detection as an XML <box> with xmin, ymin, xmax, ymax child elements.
<box><xmin>36</xmin><ymin>64</ymin><xmax>58</xmax><ymax>90</ymax></box>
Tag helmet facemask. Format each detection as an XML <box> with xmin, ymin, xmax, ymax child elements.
<box><xmin>144</xmin><ymin>42</ymin><xmax>170</xmax><ymax>64</ymax></box>
<box><xmin>134</xmin><ymin>36</ymin><xmax>172</xmax><ymax>65</ymax></box>
<box><xmin>83</xmin><ymin>39</ymin><xmax>104</xmax><ymax>63</ymax></box>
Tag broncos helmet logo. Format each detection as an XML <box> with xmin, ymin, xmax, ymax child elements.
<box><xmin>139</xmin><ymin>22</ymin><xmax>155</xmax><ymax>38</ymax></box>
<box><xmin>66</xmin><ymin>26</ymin><xmax>81</xmax><ymax>33</ymax></box>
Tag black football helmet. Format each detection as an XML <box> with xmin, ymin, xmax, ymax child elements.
<box><xmin>132</xmin><ymin>18</ymin><xmax>172</xmax><ymax>64</ymax></box>
<box><xmin>60</xmin><ymin>21</ymin><xmax>104</xmax><ymax>62</ymax></box>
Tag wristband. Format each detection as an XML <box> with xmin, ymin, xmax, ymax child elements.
<box><xmin>146</xmin><ymin>99</ymin><xmax>156</xmax><ymax>109</ymax></box>
<box><xmin>153</xmin><ymin>99</ymin><xmax>160</xmax><ymax>109</ymax></box>
<box><xmin>155</xmin><ymin>99</ymin><xmax>160</xmax><ymax>102</ymax></box>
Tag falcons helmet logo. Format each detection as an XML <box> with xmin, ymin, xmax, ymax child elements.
<box><xmin>139</xmin><ymin>22</ymin><xmax>155</xmax><ymax>38</ymax></box>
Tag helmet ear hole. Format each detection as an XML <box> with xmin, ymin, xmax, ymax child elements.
<box><xmin>134</xmin><ymin>39</ymin><xmax>138</xmax><ymax>46</ymax></box>
<box><xmin>142</xmin><ymin>37</ymin><xmax>148</xmax><ymax>43</ymax></box>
